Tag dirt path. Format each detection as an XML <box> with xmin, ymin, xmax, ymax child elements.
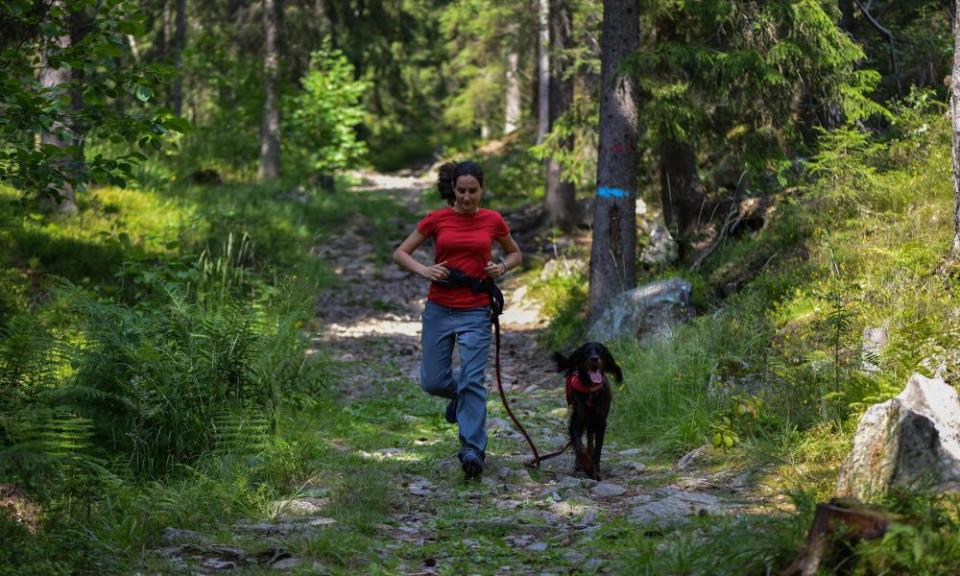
<box><xmin>304</xmin><ymin>174</ymin><xmax>760</xmax><ymax>574</ymax></box>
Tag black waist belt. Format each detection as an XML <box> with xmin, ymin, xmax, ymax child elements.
<box><xmin>432</xmin><ymin>267</ymin><xmax>504</xmax><ymax>319</ymax></box>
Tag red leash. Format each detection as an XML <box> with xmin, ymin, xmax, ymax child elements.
<box><xmin>492</xmin><ymin>316</ymin><xmax>570</xmax><ymax>469</ymax></box>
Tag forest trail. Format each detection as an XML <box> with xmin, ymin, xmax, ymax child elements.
<box><xmin>156</xmin><ymin>175</ymin><xmax>778</xmax><ymax>574</ymax></box>
<box><xmin>297</xmin><ymin>174</ymin><xmax>772</xmax><ymax>574</ymax></box>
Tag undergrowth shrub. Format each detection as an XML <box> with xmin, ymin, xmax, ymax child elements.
<box><xmin>616</xmin><ymin>98</ymin><xmax>954</xmax><ymax>458</ymax></box>
<box><xmin>59</xmin><ymin>277</ymin><xmax>324</xmax><ymax>478</ymax></box>
<box><xmin>852</xmin><ymin>491</ymin><xmax>960</xmax><ymax>575</ymax></box>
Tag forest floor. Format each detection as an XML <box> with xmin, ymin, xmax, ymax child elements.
<box><xmin>154</xmin><ymin>174</ymin><xmax>789</xmax><ymax>575</ymax></box>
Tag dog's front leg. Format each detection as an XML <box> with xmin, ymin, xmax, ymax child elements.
<box><xmin>570</xmin><ymin>415</ymin><xmax>594</xmax><ymax>476</ymax></box>
<box><xmin>591</xmin><ymin>421</ymin><xmax>607</xmax><ymax>480</ymax></box>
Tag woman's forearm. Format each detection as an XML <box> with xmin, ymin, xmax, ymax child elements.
<box><xmin>393</xmin><ymin>248</ymin><xmax>429</xmax><ymax>277</ymax></box>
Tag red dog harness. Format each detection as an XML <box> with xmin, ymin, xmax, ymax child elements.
<box><xmin>565</xmin><ymin>373</ymin><xmax>605</xmax><ymax>407</ymax></box>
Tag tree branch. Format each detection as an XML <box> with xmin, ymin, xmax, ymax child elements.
<box><xmin>852</xmin><ymin>0</ymin><xmax>901</xmax><ymax>97</ymax></box>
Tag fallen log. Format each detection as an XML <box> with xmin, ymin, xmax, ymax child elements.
<box><xmin>781</xmin><ymin>497</ymin><xmax>890</xmax><ymax>576</ymax></box>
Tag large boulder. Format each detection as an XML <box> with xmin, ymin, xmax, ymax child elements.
<box><xmin>586</xmin><ymin>278</ymin><xmax>693</xmax><ymax>345</ymax></box>
<box><xmin>836</xmin><ymin>373</ymin><xmax>960</xmax><ymax>501</ymax></box>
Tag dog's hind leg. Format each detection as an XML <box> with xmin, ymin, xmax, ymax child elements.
<box><xmin>575</xmin><ymin>449</ymin><xmax>595</xmax><ymax>479</ymax></box>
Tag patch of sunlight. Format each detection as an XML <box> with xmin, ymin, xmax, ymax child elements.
<box><xmin>549</xmin><ymin>499</ymin><xmax>598</xmax><ymax>520</ymax></box>
<box><xmin>358</xmin><ymin>448</ymin><xmax>425</xmax><ymax>462</ymax></box>
<box><xmin>325</xmin><ymin>318</ymin><xmax>422</xmax><ymax>338</ymax></box>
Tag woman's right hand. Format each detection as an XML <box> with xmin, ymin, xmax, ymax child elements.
<box><xmin>421</xmin><ymin>261</ymin><xmax>450</xmax><ymax>282</ymax></box>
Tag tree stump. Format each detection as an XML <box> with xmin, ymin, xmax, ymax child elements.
<box><xmin>781</xmin><ymin>498</ymin><xmax>890</xmax><ymax>576</ymax></box>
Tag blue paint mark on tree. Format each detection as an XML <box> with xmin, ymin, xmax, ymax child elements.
<box><xmin>597</xmin><ymin>187</ymin><xmax>631</xmax><ymax>198</ymax></box>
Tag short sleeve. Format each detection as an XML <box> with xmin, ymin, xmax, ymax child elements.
<box><xmin>417</xmin><ymin>211</ymin><xmax>438</xmax><ymax>237</ymax></box>
<box><xmin>494</xmin><ymin>212</ymin><xmax>510</xmax><ymax>239</ymax></box>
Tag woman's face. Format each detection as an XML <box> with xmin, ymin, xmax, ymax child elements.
<box><xmin>453</xmin><ymin>175</ymin><xmax>483</xmax><ymax>213</ymax></box>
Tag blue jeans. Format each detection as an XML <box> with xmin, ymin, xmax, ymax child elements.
<box><xmin>420</xmin><ymin>300</ymin><xmax>491</xmax><ymax>462</ymax></box>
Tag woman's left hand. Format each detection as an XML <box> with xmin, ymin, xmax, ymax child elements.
<box><xmin>485</xmin><ymin>260</ymin><xmax>507</xmax><ymax>279</ymax></box>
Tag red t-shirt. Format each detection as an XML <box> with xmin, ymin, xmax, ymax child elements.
<box><xmin>417</xmin><ymin>207</ymin><xmax>510</xmax><ymax>308</ymax></box>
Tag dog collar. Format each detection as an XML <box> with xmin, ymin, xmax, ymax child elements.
<box><xmin>566</xmin><ymin>373</ymin><xmax>604</xmax><ymax>394</ymax></box>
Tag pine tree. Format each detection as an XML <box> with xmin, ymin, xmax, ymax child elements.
<box><xmin>588</xmin><ymin>0</ymin><xmax>640</xmax><ymax>320</ymax></box>
<box><xmin>544</xmin><ymin>0</ymin><xmax>577</xmax><ymax>229</ymax></box>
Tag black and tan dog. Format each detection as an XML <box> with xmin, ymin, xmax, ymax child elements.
<box><xmin>553</xmin><ymin>342</ymin><xmax>622</xmax><ymax>480</ymax></box>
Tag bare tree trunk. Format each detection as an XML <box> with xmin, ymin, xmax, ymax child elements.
<box><xmin>588</xmin><ymin>0</ymin><xmax>640</xmax><ymax>321</ymax></box>
<box><xmin>504</xmin><ymin>44</ymin><xmax>521</xmax><ymax>135</ymax></box>
<box><xmin>839</xmin><ymin>0</ymin><xmax>856</xmax><ymax>35</ymax></box>
<box><xmin>659</xmin><ymin>139</ymin><xmax>706</xmax><ymax>243</ymax></box>
<box><xmin>537</xmin><ymin>0</ymin><xmax>550</xmax><ymax>145</ymax></box>
<box><xmin>259</xmin><ymin>0</ymin><xmax>281</xmax><ymax>181</ymax></box>
<box><xmin>39</xmin><ymin>0</ymin><xmax>79</xmax><ymax>214</ymax></box>
<box><xmin>952</xmin><ymin>0</ymin><xmax>960</xmax><ymax>253</ymax></box>
<box><xmin>545</xmin><ymin>0</ymin><xmax>576</xmax><ymax>229</ymax></box>
<box><xmin>172</xmin><ymin>0</ymin><xmax>186</xmax><ymax>117</ymax></box>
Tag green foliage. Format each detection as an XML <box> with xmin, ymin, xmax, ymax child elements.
<box><xmin>285</xmin><ymin>48</ymin><xmax>369</xmax><ymax>175</ymax></box>
<box><xmin>843</xmin><ymin>491</ymin><xmax>960</xmax><ymax>575</ymax></box>
<box><xmin>0</xmin><ymin>1</ymin><xmax>182</xmax><ymax>200</ymax></box>
<box><xmin>439</xmin><ymin>0</ymin><xmax>538</xmax><ymax>135</ymax></box>
<box><xmin>636</xmin><ymin>0</ymin><xmax>888</xmax><ymax>188</ymax></box>
<box><xmin>526</xmin><ymin>267</ymin><xmax>589</xmax><ymax>351</ymax></box>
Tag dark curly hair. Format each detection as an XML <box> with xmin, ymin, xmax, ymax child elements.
<box><xmin>437</xmin><ymin>161</ymin><xmax>485</xmax><ymax>206</ymax></box>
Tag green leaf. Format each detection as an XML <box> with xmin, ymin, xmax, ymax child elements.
<box><xmin>134</xmin><ymin>85</ymin><xmax>153</xmax><ymax>103</ymax></box>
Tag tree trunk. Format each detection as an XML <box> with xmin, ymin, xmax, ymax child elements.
<box><xmin>588</xmin><ymin>0</ymin><xmax>640</xmax><ymax>321</ymax></box>
<box><xmin>659</xmin><ymin>139</ymin><xmax>706</xmax><ymax>243</ymax></box>
<box><xmin>504</xmin><ymin>45</ymin><xmax>521</xmax><ymax>135</ymax></box>
<box><xmin>545</xmin><ymin>0</ymin><xmax>576</xmax><ymax>229</ymax></box>
<box><xmin>39</xmin><ymin>0</ymin><xmax>79</xmax><ymax>214</ymax></box>
<box><xmin>259</xmin><ymin>0</ymin><xmax>281</xmax><ymax>181</ymax></box>
<box><xmin>952</xmin><ymin>0</ymin><xmax>960</xmax><ymax>253</ymax></box>
<box><xmin>537</xmin><ymin>0</ymin><xmax>550</xmax><ymax>145</ymax></box>
<box><xmin>839</xmin><ymin>0</ymin><xmax>856</xmax><ymax>36</ymax></box>
<box><xmin>172</xmin><ymin>0</ymin><xmax>186</xmax><ymax>117</ymax></box>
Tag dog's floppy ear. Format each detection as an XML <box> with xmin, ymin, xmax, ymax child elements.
<box><xmin>552</xmin><ymin>351</ymin><xmax>571</xmax><ymax>373</ymax></box>
<box><xmin>599</xmin><ymin>344</ymin><xmax>623</xmax><ymax>383</ymax></box>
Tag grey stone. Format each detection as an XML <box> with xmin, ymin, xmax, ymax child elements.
<box><xmin>639</xmin><ymin>222</ymin><xmax>678</xmax><ymax>265</ymax></box>
<box><xmin>161</xmin><ymin>527</ymin><xmax>209</xmax><ymax>545</ymax></box>
<box><xmin>675</xmin><ymin>444</ymin><xmax>709</xmax><ymax>471</ymax></box>
<box><xmin>556</xmin><ymin>476</ymin><xmax>585</xmax><ymax>490</ymax></box>
<box><xmin>527</xmin><ymin>541</ymin><xmax>548</xmax><ymax>552</ymax></box>
<box><xmin>836</xmin><ymin>373</ymin><xmax>960</xmax><ymax>501</ymax></box>
<box><xmin>590</xmin><ymin>482</ymin><xmax>626</xmax><ymax>498</ymax></box>
<box><xmin>539</xmin><ymin>259</ymin><xmax>582</xmax><ymax>281</ymax></box>
<box><xmin>628</xmin><ymin>489</ymin><xmax>723</xmax><ymax>529</ymax></box>
<box><xmin>380</xmin><ymin>266</ymin><xmax>410</xmax><ymax>281</ymax></box>
<box><xmin>586</xmin><ymin>278</ymin><xmax>692</xmax><ymax>344</ymax></box>
<box><xmin>269</xmin><ymin>498</ymin><xmax>327</xmax><ymax>518</ymax></box>
<box><xmin>271</xmin><ymin>557</ymin><xmax>302</xmax><ymax>570</ymax></box>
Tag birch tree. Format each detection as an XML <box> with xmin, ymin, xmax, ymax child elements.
<box><xmin>259</xmin><ymin>0</ymin><xmax>282</xmax><ymax>180</ymax></box>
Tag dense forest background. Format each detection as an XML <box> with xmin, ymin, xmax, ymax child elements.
<box><xmin>3</xmin><ymin>0</ymin><xmax>960</xmax><ymax>574</ymax></box>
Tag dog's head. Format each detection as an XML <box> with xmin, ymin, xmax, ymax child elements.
<box><xmin>552</xmin><ymin>342</ymin><xmax>623</xmax><ymax>384</ymax></box>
